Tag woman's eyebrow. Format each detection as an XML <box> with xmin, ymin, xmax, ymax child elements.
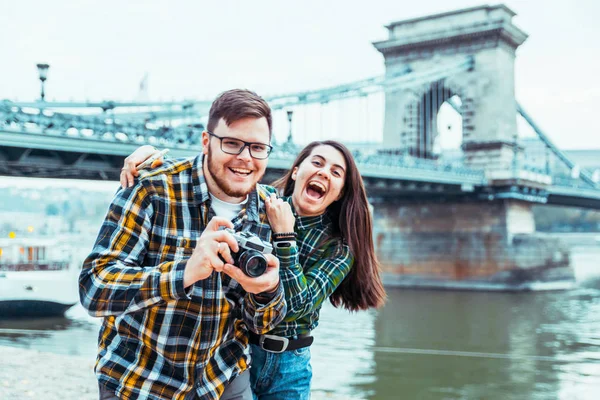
<box><xmin>333</xmin><ymin>164</ymin><xmax>346</xmax><ymax>173</ymax></box>
<box><xmin>312</xmin><ymin>154</ymin><xmax>346</xmax><ymax>172</ymax></box>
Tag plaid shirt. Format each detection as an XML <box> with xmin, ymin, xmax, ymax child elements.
<box><xmin>271</xmin><ymin>198</ymin><xmax>354</xmax><ymax>337</ymax></box>
<box><xmin>79</xmin><ymin>155</ymin><xmax>286</xmax><ymax>400</ymax></box>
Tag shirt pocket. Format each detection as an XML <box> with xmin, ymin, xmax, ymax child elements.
<box><xmin>155</xmin><ymin>234</ymin><xmax>197</xmax><ymax>264</ymax></box>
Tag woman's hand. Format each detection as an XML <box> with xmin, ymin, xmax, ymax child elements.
<box><xmin>265</xmin><ymin>193</ymin><xmax>295</xmax><ymax>233</ymax></box>
<box><xmin>120</xmin><ymin>145</ymin><xmax>163</xmax><ymax>188</ymax></box>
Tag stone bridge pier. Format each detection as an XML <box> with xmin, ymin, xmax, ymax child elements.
<box><xmin>372</xmin><ymin>200</ymin><xmax>574</xmax><ymax>290</ymax></box>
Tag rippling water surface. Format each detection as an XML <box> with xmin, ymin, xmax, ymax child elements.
<box><xmin>2</xmin><ymin>245</ymin><xmax>599</xmax><ymax>400</ymax></box>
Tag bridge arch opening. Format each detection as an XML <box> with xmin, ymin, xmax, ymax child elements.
<box><xmin>411</xmin><ymin>81</ymin><xmax>464</xmax><ymax>160</ymax></box>
<box><xmin>434</xmin><ymin>95</ymin><xmax>463</xmax><ymax>159</ymax></box>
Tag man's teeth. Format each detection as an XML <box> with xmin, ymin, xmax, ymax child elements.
<box><xmin>231</xmin><ymin>168</ymin><xmax>251</xmax><ymax>174</ymax></box>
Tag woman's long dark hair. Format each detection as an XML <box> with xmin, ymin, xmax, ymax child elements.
<box><xmin>271</xmin><ymin>140</ymin><xmax>386</xmax><ymax>311</ymax></box>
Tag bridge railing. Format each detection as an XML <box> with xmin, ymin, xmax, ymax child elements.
<box><xmin>351</xmin><ymin>151</ymin><xmax>487</xmax><ymax>185</ymax></box>
<box><xmin>551</xmin><ymin>175</ymin><xmax>598</xmax><ymax>190</ymax></box>
<box><xmin>267</xmin><ymin>142</ymin><xmax>486</xmax><ymax>184</ymax></box>
<box><xmin>0</xmin><ymin>101</ymin><xmax>204</xmax><ymax>148</ymax></box>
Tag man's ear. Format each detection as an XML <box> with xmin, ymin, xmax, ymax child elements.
<box><xmin>291</xmin><ymin>167</ymin><xmax>298</xmax><ymax>181</ymax></box>
<box><xmin>202</xmin><ymin>131</ymin><xmax>210</xmax><ymax>155</ymax></box>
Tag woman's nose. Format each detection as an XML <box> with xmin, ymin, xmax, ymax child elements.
<box><xmin>317</xmin><ymin>169</ymin><xmax>329</xmax><ymax>180</ymax></box>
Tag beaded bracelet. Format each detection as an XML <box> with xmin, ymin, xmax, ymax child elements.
<box><xmin>272</xmin><ymin>232</ymin><xmax>297</xmax><ymax>239</ymax></box>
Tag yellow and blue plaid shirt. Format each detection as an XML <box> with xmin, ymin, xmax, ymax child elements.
<box><xmin>271</xmin><ymin>199</ymin><xmax>354</xmax><ymax>337</ymax></box>
<box><xmin>79</xmin><ymin>155</ymin><xmax>286</xmax><ymax>400</ymax></box>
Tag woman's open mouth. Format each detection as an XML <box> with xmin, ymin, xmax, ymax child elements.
<box><xmin>306</xmin><ymin>181</ymin><xmax>326</xmax><ymax>200</ymax></box>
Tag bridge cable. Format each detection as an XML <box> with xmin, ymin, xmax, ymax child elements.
<box><xmin>517</xmin><ymin>103</ymin><xmax>596</xmax><ymax>187</ymax></box>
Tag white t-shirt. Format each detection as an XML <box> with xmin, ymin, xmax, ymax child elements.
<box><xmin>209</xmin><ymin>193</ymin><xmax>247</xmax><ymax>221</ymax></box>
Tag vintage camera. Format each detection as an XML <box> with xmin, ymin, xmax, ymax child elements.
<box><xmin>224</xmin><ymin>229</ymin><xmax>273</xmax><ymax>277</ymax></box>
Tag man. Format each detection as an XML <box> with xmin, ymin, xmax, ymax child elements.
<box><xmin>79</xmin><ymin>89</ymin><xmax>286</xmax><ymax>400</ymax></box>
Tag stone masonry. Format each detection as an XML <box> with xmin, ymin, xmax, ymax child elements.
<box><xmin>373</xmin><ymin>4</ymin><xmax>528</xmax><ymax>173</ymax></box>
<box><xmin>372</xmin><ymin>200</ymin><xmax>574</xmax><ymax>289</ymax></box>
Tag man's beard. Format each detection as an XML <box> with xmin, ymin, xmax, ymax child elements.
<box><xmin>206</xmin><ymin>151</ymin><xmax>257</xmax><ymax>198</ymax></box>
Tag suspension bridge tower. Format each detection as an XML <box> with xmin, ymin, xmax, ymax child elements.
<box><xmin>374</xmin><ymin>4</ymin><xmax>527</xmax><ymax>171</ymax></box>
<box><xmin>369</xmin><ymin>5</ymin><xmax>576</xmax><ymax>289</ymax></box>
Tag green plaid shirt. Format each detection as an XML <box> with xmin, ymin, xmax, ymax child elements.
<box><xmin>271</xmin><ymin>198</ymin><xmax>355</xmax><ymax>337</ymax></box>
<box><xmin>79</xmin><ymin>155</ymin><xmax>285</xmax><ymax>400</ymax></box>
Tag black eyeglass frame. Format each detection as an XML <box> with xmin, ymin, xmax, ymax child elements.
<box><xmin>206</xmin><ymin>131</ymin><xmax>273</xmax><ymax>160</ymax></box>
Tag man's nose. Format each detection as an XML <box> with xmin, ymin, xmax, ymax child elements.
<box><xmin>237</xmin><ymin>145</ymin><xmax>253</xmax><ymax>160</ymax></box>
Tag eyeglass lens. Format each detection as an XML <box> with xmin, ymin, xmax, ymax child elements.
<box><xmin>221</xmin><ymin>138</ymin><xmax>270</xmax><ymax>159</ymax></box>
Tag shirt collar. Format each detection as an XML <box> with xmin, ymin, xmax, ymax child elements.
<box><xmin>192</xmin><ymin>155</ymin><xmax>210</xmax><ymax>206</ymax></box>
<box><xmin>284</xmin><ymin>196</ymin><xmax>330</xmax><ymax>231</ymax></box>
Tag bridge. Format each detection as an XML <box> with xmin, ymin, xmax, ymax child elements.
<box><xmin>1</xmin><ymin>5</ymin><xmax>596</xmax><ymax>289</ymax></box>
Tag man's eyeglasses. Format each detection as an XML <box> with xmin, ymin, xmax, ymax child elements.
<box><xmin>207</xmin><ymin>131</ymin><xmax>273</xmax><ymax>160</ymax></box>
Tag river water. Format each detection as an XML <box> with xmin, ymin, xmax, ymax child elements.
<box><xmin>1</xmin><ymin>241</ymin><xmax>599</xmax><ymax>400</ymax></box>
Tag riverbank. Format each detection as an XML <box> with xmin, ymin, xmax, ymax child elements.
<box><xmin>0</xmin><ymin>345</ymin><xmax>346</xmax><ymax>399</ymax></box>
<box><xmin>0</xmin><ymin>345</ymin><xmax>97</xmax><ymax>399</ymax></box>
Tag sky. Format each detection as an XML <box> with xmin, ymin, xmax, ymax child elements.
<box><xmin>1</xmin><ymin>0</ymin><xmax>599</xmax><ymax>151</ymax></box>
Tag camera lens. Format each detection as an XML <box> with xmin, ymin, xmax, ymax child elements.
<box><xmin>238</xmin><ymin>250</ymin><xmax>267</xmax><ymax>277</ymax></box>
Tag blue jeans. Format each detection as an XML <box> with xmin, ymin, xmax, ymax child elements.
<box><xmin>250</xmin><ymin>343</ymin><xmax>312</xmax><ymax>400</ymax></box>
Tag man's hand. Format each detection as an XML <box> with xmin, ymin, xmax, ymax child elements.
<box><xmin>265</xmin><ymin>193</ymin><xmax>295</xmax><ymax>233</ymax></box>
<box><xmin>120</xmin><ymin>145</ymin><xmax>164</xmax><ymax>188</ymax></box>
<box><xmin>183</xmin><ymin>217</ymin><xmax>238</xmax><ymax>288</ymax></box>
<box><xmin>222</xmin><ymin>253</ymin><xmax>281</xmax><ymax>294</ymax></box>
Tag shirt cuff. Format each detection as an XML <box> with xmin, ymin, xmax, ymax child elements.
<box><xmin>251</xmin><ymin>280</ymin><xmax>282</xmax><ymax>305</ymax></box>
<box><xmin>274</xmin><ymin>242</ymin><xmax>298</xmax><ymax>269</ymax></box>
<box><xmin>160</xmin><ymin>258</ymin><xmax>193</xmax><ymax>301</ymax></box>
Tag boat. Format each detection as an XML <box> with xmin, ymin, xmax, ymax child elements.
<box><xmin>0</xmin><ymin>236</ymin><xmax>80</xmax><ymax>318</ymax></box>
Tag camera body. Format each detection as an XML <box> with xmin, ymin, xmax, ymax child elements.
<box><xmin>225</xmin><ymin>228</ymin><xmax>273</xmax><ymax>277</ymax></box>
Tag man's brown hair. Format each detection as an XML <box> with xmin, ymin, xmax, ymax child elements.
<box><xmin>207</xmin><ymin>89</ymin><xmax>272</xmax><ymax>139</ymax></box>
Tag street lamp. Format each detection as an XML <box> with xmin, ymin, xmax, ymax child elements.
<box><xmin>36</xmin><ymin>63</ymin><xmax>50</xmax><ymax>101</ymax></box>
<box><xmin>286</xmin><ymin>110</ymin><xmax>293</xmax><ymax>144</ymax></box>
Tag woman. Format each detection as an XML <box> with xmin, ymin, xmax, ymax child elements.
<box><xmin>121</xmin><ymin>140</ymin><xmax>386</xmax><ymax>399</ymax></box>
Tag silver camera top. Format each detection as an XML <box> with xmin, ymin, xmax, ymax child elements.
<box><xmin>224</xmin><ymin>228</ymin><xmax>273</xmax><ymax>255</ymax></box>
